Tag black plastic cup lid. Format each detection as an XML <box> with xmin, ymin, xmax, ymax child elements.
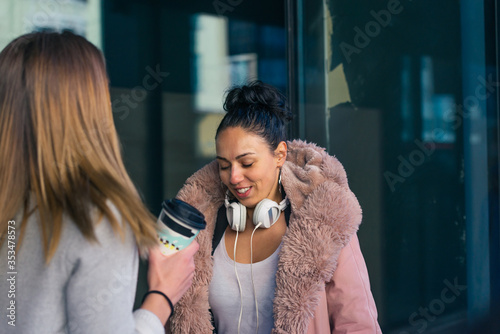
<box><xmin>161</xmin><ymin>198</ymin><xmax>206</xmax><ymax>230</ymax></box>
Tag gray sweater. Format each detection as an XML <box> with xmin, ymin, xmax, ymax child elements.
<box><xmin>0</xmin><ymin>204</ymin><xmax>163</xmax><ymax>333</ymax></box>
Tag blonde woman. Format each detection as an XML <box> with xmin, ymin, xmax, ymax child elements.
<box><xmin>0</xmin><ymin>31</ymin><xmax>197</xmax><ymax>333</ymax></box>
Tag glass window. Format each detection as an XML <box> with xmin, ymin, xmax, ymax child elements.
<box><xmin>104</xmin><ymin>0</ymin><xmax>286</xmax><ymax>205</ymax></box>
<box><xmin>292</xmin><ymin>0</ymin><xmax>499</xmax><ymax>332</ymax></box>
<box><xmin>103</xmin><ymin>0</ymin><xmax>286</xmax><ymax>306</ymax></box>
<box><xmin>0</xmin><ymin>0</ymin><xmax>101</xmax><ymax>51</ymax></box>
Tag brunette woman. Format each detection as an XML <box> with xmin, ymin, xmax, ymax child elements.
<box><xmin>169</xmin><ymin>81</ymin><xmax>381</xmax><ymax>333</ymax></box>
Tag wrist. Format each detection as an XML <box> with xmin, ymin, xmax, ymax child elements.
<box><xmin>141</xmin><ymin>291</ymin><xmax>174</xmax><ymax>325</ymax></box>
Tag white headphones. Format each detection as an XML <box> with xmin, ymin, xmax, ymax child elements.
<box><xmin>224</xmin><ymin>191</ymin><xmax>288</xmax><ymax>232</ymax></box>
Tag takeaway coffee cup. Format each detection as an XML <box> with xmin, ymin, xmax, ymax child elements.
<box><xmin>157</xmin><ymin>198</ymin><xmax>206</xmax><ymax>256</ymax></box>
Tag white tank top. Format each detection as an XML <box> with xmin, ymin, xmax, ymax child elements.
<box><xmin>209</xmin><ymin>231</ymin><xmax>282</xmax><ymax>334</ymax></box>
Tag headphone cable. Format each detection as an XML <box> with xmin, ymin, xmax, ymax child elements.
<box><xmin>251</xmin><ymin>222</ymin><xmax>262</xmax><ymax>334</ymax></box>
<box><xmin>234</xmin><ymin>230</ymin><xmax>243</xmax><ymax>334</ymax></box>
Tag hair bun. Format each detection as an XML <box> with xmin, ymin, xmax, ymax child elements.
<box><xmin>223</xmin><ymin>80</ymin><xmax>292</xmax><ymax>122</ymax></box>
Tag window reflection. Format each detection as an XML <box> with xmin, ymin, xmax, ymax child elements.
<box><xmin>321</xmin><ymin>0</ymin><xmax>468</xmax><ymax>331</ymax></box>
<box><xmin>191</xmin><ymin>13</ymin><xmax>286</xmax><ymax>162</ymax></box>
<box><xmin>0</xmin><ymin>0</ymin><xmax>101</xmax><ymax>51</ymax></box>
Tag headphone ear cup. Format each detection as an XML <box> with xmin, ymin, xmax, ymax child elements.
<box><xmin>253</xmin><ymin>199</ymin><xmax>281</xmax><ymax>229</ymax></box>
<box><xmin>227</xmin><ymin>202</ymin><xmax>246</xmax><ymax>232</ymax></box>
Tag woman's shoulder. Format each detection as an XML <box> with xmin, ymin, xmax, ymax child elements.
<box><xmin>283</xmin><ymin>140</ymin><xmax>361</xmax><ymax>232</ymax></box>
<box><xmin>55</xmin><ymin>201</ymin><xmax>138</xmax><ymax>279</ymax></box>
<box><xmin>54</xmin><ymin>200</ymin><xmax>137</xmax><ymax>260</ymax></box>
<box><xmin>9</xmin><ymin>199</ymin><xmax>137</xmax><ymax>281</ymax></box>
<box><xmin>285</xmin><ymin>139</ymin><xmax>350</xmax><ymax>189</ymax></box>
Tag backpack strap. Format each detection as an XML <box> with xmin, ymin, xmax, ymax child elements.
<box><xmin>212</xmin><ymin>205</ymin><xmax>228</xmax><ymax>256</ymax></box>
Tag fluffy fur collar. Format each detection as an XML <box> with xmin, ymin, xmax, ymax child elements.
<box><xmin>170</xmin><ymin>140</ymin><xmax>362</xmax><ymax>333</ymax></box>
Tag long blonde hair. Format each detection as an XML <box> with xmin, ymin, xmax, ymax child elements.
<box><xmin>0</xmin><ymin>31</ymin><xmax>157</xmax><ymax>261</ymax></box>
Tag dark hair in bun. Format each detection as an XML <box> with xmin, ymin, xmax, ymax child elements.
<box><xmin>215</xmin><ymin>80</ymin><xmax>293</xmax><ymax>151</ymax></box>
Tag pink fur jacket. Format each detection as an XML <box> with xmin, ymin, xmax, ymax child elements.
<box><xmin>170</xmin><ymin>140</ymin><xmax>381</xmax><ymax>333</ymax></box>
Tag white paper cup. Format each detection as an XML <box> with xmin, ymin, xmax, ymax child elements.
<box><xmin>157</xmin><ymin>198</ymin><xmax>206</xmax><ymax>256</ymax></box>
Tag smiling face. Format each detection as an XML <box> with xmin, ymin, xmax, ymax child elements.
<box><xmin>216</xmin><ymin>126</ymin><xmax>287</xmax><ymax>209</ymax></box>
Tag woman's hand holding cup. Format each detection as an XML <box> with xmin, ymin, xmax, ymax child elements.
<box><xmin>141</xmin><ymin>241</ymin><xmax>199</xmax><ymax>325</ymax></box>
